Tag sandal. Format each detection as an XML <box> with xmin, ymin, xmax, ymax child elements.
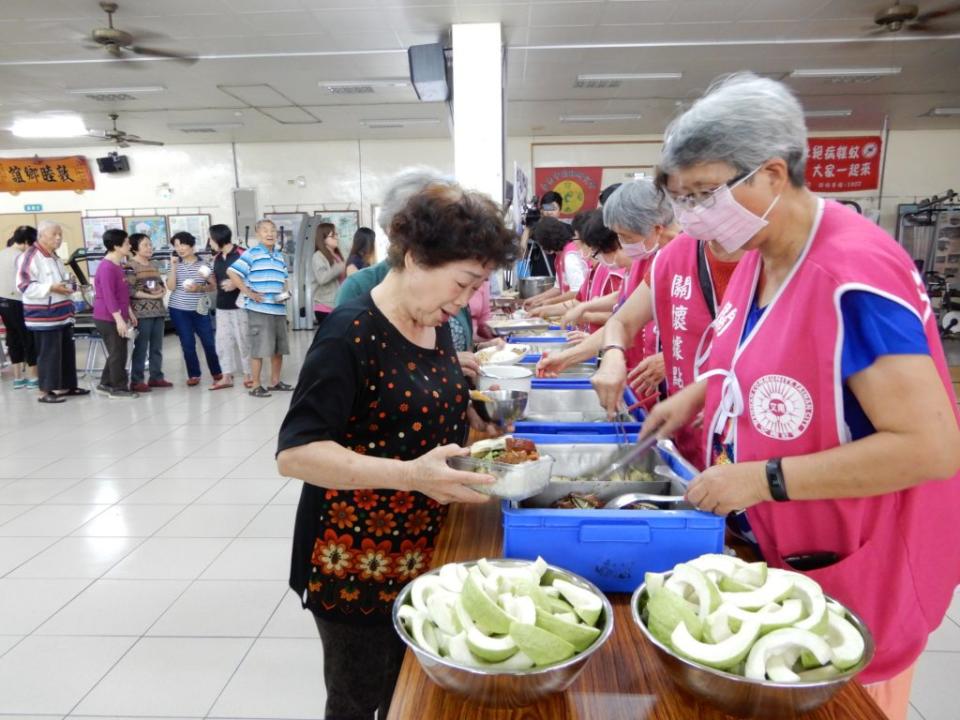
<box><xmin>209</xmin><ymin>382</ymin><xmax>234</xmax><ymax>391</ymax></box>
<box><xmin>243</xmin><ymin>379</ymin><xmax>254</xmax><ymax>389</ymax></box>
<box><xmin>61</xmin><ymin>387</ymin><xmax>90</xmax><ymax>396</ymax></box>
<box><xmin>248</xmin><ymin>386</ymin><xmax>272</xmax><ymax>398</ymax></box>
<box><xmin>38</xmin><ymin>392</ymin><xmax>66</xmax><ymax>404</ymax></box>
<box><xmin>267</xmin><ymin>381</ymin><xmax>294</xmax><ymax>392</ymax></box>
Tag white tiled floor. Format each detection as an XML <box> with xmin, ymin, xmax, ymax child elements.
<box><xmin>0</xmin><ymin>332</ymin><xmax>326</xmax><ymax>719</ymax></box>
<box><xmin>1</xmin><ymin>331</ymin><xmax>959</xmax><ymax>719</ymax></box>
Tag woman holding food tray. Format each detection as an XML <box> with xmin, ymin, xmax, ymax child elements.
<box><xmin>276</xmin><ymin>181</ymin><xmax>516</xmax><ymax>720</ymax></box>
<box><xmin>639</xmin><ymin>72</ymin><xmax>960</xmax><ymax>720</ymax></box>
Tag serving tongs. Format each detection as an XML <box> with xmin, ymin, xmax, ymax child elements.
<box><xmin>572</xmin><ymin>433</ymin><xmax>660</xmax><ymax>483</ymax></box>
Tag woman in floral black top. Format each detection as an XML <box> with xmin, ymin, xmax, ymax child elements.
<box><xmin>277</xmin><ymin>182</ymin><xmax>517</xmax><ymax>720</ymax></box>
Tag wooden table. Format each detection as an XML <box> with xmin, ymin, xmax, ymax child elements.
<box><xmin>387</xmin><ymin>501</ymin><xmax>886</xmax><ymax>720</ymax></box>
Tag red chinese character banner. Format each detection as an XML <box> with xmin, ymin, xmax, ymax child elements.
<box><xmin>534</xmin><ymin>166</ymin><xmax>603</xmax><ymax>217</ymax></box>
<box><xmin>805</xmin><ymin>136</ymin><xmax>881</xmax><ymax>193</ymax></box>
<box><xmin>0</xmin><ymin>155</ymin><xmax>95</xmax><ymax>194</ymax></box>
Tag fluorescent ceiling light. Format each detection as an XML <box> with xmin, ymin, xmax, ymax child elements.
<box><xmin>167</xmin><ymin>121</ymin><xmax>244</xmax><ymax>129</ymax></box>
<box><xmin>804</xmin><ymin>109</ymin><xmax>853</xmax><ymax>118</ymax></box>
<box><xmin>560</xmin><ymin>113</ymin><xmax>642</xmax><ymax>123</ymax></box>
<box><xmin>929</xmin><ymin>107</ymin><xmax>960</xmax><ymax>116</ymax></box>
<box><xmin>321</xmin><ymin>79</ymin><xmax>408</xmax><ymax>88</ymax></box>
<box><xmin>360</xmin><ymin>118</ymin><xmax>440</xmax><ymax>128</ymax></box>
<box><xmin>67</xmin><ymin>85</ymin><xmax>166</xmax><ymax>94</ymax></box>
<box><xmin>11</xmin><ymin>115</ymin><xmax>87</xmax><ymax>138</ymax></box>
<box><xmin>576</xmin><ymin>72</ymin><xmax>682</xmax><ymax>81</ymax></box>
<box><xmin>790</xmin><ymin>67</ymin><xmax>901</xmax><ymax>78</ymax></box>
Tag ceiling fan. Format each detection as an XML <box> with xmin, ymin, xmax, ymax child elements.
<box><xmin>85</xmin><ymin>1</ymin><xmax>196</xmax><ymax>64</ymax></box>
<box><xmin>867</xmin><ymin>1</ymin><xmax>960</xmax><ymax>34</ymax></box>
<box><xmin>87</xmin><ymin>113</ymin><xmax>164</xmax><ymax>147</ymax></box>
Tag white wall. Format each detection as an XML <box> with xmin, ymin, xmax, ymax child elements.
<box><xmin>2</xmin><ymin>129</ymin><xmax>958</xmax><ymax>236</ymax></box>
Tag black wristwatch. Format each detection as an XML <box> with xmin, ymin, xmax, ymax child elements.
<box><xmin>765</xmin><ymin>458</ymin><xmax>789</xmax><ymax>502</ymax></box>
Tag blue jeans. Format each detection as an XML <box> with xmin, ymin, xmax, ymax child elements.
<box><xmin>169</xmin><ymin>307</ymin><xmax>222</xmax><ymax>379</ymax></box>
<box><xmin>130</xmin><ymin>316</ymin><xmax>166</xmax><ymax>384</ymax></box>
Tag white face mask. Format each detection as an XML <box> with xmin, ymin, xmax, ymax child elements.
<box><xmin>621</xmin><ymin>239</ymin><xmax>657</xmax><ymax>261</ymax></box>
<box><xmin>676</xmin><ymin>166</ymin><xmax>781</xmax><ymax>253</ymax></box>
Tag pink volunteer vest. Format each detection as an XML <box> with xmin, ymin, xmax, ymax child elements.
<box><xmin>618</xmin><ymin>256</ymin><xmax>657</xmax><ymax>370</ymax></box>
<box><xmin>579</xmin><ymin>264</ymin><xmax>626</xmax><ymax>333</ymax></box>
<box><xmin>554</xmin><ymin>241</ymin><xmax>587</xmax><ymax>294</ymax></box>
<box><xmin>703</xmin><ymin>199</ymin><xmax>960</xmax><ymax>683</ymax></box>
<box><xmin>650</xmin><ymin>233</ymin><xmax>717</xmax><ymax>469</ymax></box>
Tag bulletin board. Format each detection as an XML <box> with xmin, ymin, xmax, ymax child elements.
<box><xmin>167</xmin><ymin>214</ymin><xmax>212</xmax><ymax>244</ymax></box>
<box><xmin>82</xmin><ymin>216</ymin><xmax>123</xmax><ymax>254</ymax></box>
<box><xmin>315</xmin><ymin>210</ymin><xmax>359</xmax><ymax>258</ymax></box>
<box><xmin>124</xmin><ymin>216</ymin><xmax>169</xmax><ymax>250</ymax></box>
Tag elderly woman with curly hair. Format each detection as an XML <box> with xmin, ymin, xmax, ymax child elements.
<box><xmin>642</xmin><ymin>72</ymin><xmax>960</xmax><ymax>720</ymax></box>
<box><xmin>276</xmin><ymin>181</ymin><xmax>517</xmax><ymax>720</ymax></box>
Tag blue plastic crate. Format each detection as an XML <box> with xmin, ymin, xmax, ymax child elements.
<box><xmin>514</xmin><ymin>384</ymin><xmax>645</xmax><ymax>435</ymax></box>
<box><xmin>501</xmin><ymin>435</ymin><xmax>721</xmax><ymax>593</ymax></box>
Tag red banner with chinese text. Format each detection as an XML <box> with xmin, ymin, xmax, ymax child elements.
<box><xmin>805</xmin><ymin>136</ymin><xmax>881</xmax><ymax>193</ymax></box>
<box><xmin>0</xmin><ymin>156</ymin><xmax>95</xmax><ymax>193</ymax></box>
<box><xmin>534</xmin><ymin>166</ymin><xmax>603</xmax><ymax>217</ymax></box>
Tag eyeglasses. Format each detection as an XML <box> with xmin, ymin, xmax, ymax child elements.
<box><xmin>667</xmin><ymin>168</ymin><xmax>754</xmax><ymax>212</ymax></box>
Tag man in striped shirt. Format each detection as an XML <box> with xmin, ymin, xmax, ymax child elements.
<box><xmin>17</xmin><ymin>221</ymin><xmax>90</xmax><ymax>403</ymax></box>
<box><xmin>227</xmin><ymin>219</ymin><xmax>292</xmax><ymax>397</ymax></box>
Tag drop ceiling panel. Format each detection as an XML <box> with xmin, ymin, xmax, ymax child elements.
<box><xmin>597</xmin><ymin>2</ymin><xmax>677</xmax><ymax>26</ymax></box>
<box><xmin>669</xmin><ymin>0</ymin><xmax>751</xmax><ymax>24</ymax></box>
<box><xmin>530</xmin><ymin>2</ymin><xmax>604</xmax><ymax>27</ymax></box>
<box><xmin>259</xmin><ymin>106</ymin><xmax>320</xmax><ymax>123</ymax></box>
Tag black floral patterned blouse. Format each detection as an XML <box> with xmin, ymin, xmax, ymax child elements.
<box><xmin>278</xmin><ymin>291</ymin><xmax>469</xmax><ymax>625</ymax></box>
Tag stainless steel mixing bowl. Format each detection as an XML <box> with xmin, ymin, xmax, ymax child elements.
<box><xmin>630</xmin><ymin>573</ymin><xmax>876</xmax><ymax>718</ymax></box>
<box><xmin>392</xmin><ymin>559</ymin><xmax>614</xmax><ymax>708</ymax></box>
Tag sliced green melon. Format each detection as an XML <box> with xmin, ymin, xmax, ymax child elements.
<box><xmin>396</xmin><ymin>603</ymin><xmax>422</xmax><ymax>632</ymax></box>
<box><xmin>688</xmin><ymin>554</ymin><xmax>743</xmax><ymax>580</ymax></box>
<box><xmin>646</xmin><ymin>587</ymin><xmax>703</xmax><ymax>645</ymax></box>
<box><xmin>824</xmin><ymin>611</ymin><xmax>865</xmax><ymax>670</ymax></box>
<box><xmin>765</xmin><ymin>649</ymin><xmax>801</xmax><ymax>682</ymax></box>
<box><xmin>720</xmin><ymin>571</ymin><xmax>793</xmax><ymax>610</ymax></box>
<box><xmin>462</xmin><ymin>569</ymin><xmax>512</xmax><ymax>635</ymax></box>
<box><xmin>509</xmin><ymin>622</ymin><xmax>576</xmax><ymax>666</ymax></box>
<box><xmin>426</xmin><ymin>593</ymin><xmax>461</xmax><ymax>636</ymax></box>
<box><xmin>665</xmin><ymin>565</ymin><xmax>722</xmax><ymax>620</ymax></box>
<box><xmin>826</xmin><ymin>599</ymin><xmax>846</xmax><ymax>617</ymax></box>
<box><xmin>438</xmin><ymin>562</ymin><xmax>467</xmax><ymax>593</ymax></box>
<box><xmin>790</xmin><ymin>573</ymin><xmax>828</xmax><ymax>635</ymax></box>
<box><xmin>553</xmin><ymin>578</ymin><xmax>603</xmax><ymax>627</ymax></box>
<box><xmin>466</xmin><ymin>627</ymin><xmax>518</xmax><ymax>662</ymax></box>
<box><xmin>732</xmin><ymin>561</ymin><xmax>768</xmax><ymax>588</ymax></box>
<box><xmin>670</xmin><ymin>617</ymin><xmax>761</xmax><ymax>670</ymax></box>
<box><xmin>410</xmin><ymin>575</ymin><xmax>445</xmax><ymax>613</ymax></box>
<box><xmin>703</xmin><ymin>608</ymin><xmax>734</xmax><ymax>644</ymax></box>
<box><xmin>797</xmin><ymin>664</ymin><xmax>843</xmax><ymax>682</ymax></box>
<box><xmin>725</xmin><ymin>599</ymin><xmax>805</xmax><ymax>635</ymax></box>
<box><xmin>446</xmin><ymin>632</ymin><xmax>482</xmax><ymax>667</ymax></box>
<box><xmin>502</xmin><ymin>594</ymin><xmax>537</xmax><ymax>626</ymax></box>
<box><xmin>744</xmin><ymin>628</ymin><xmax>832</xmax><ymax>681</ymax></box>
<box><xmin>485</xmin><ymin>650</ymin><xmax>536</xmax><ymax>671</ymax></box>
<box><xmin>719</xmin><ymin>575</ymin><xmax>756</xmax><ymax>593</ymax></box>
<box><xmin>644</xmin><ymin>571</ymin><xmax>667</xmax><ymax>596</ymax></box>
<box><xmin>535</xmin><ymin>607</ymin><xmax>602</xmax><ymax>652</ymax></box>
<box><xmin>411</xmin><ymin>612</ymin><xmax>440</xmax><ymax>656</ymax></box>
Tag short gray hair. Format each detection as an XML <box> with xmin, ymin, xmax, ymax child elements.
<box><xmin>37</xmin><ymin>220</ymin><xmax>61</xmax><ymax>236</ymax></box>
<box><xmin>602</xmin><ymin>178</ymin><xmax>674</xmax><ymax>236</ymax></box>
<box><xmin>378</xmin><ymin>166</ymin><xmax>454</xmax><ymax>234</ymax></box>
<box><xmin>660</xmin><ymin>72</ymin><xmax>808</xmax><ymax>187</ymax></box>
<box><xmin>255</xmin><ymin>219</ymin><xmax>275</xmax><ymax>231</ymax></box>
